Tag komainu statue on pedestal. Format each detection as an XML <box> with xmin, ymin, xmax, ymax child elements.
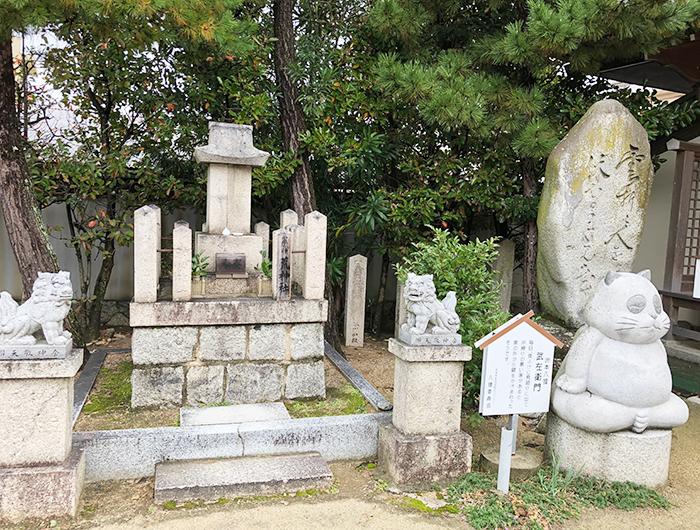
<box><xmin>401</xmin><ymin>273</ymin><xmax>460</xmax><ymax>335</ymax></box>
<box><xmin>0</xmin><ymin>271</ymin><xmax>73</xmax><ymax>346</ymax></box>
<box><xmin>551</xmin><ymin>270</ymin><xmax>688</xmax><ymax>433</ymax></box>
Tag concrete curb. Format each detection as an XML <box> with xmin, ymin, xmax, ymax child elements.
<box><xmin>74</xmin><ymin>412</ymin><xmax>392</xmax><ymax>483</ymax></box>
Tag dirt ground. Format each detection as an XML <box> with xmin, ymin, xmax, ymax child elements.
<box><xmin>7</xmin><ymin>334</ymin><xmax>700</xmax><ymax>530</ymax></box>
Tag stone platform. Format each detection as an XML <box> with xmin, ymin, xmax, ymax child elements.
<box><xmin>154</xmin><ymin>452</ymin><xmax>333</xmax><ymax>503</ymax></box>
<box><xmin>545</xmin><ymin>412</ymin><xmax>672</xmax><ymax>488</ymax></box>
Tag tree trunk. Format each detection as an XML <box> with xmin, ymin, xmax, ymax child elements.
<box><xmin>273</xmin><ymin>0</ymin><xmax>316</xmax><ymax>220</ymax></box>
<box><xmin>0</xmin><ymin>35</ymin><xmax>58</xmax><ymax>298</ymax></box>
<box><xmin>522</xmin><ymin>159</ymin><xmax>540</xmax><ymax>313</ymax></box>
<box><xmin>373</xmin><ymin>252</ymin><xmax>390</xmax><ymax>338</ymax></box>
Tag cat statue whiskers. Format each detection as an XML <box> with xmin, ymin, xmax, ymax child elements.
<box><xmin>551</xmin><ymin>270</ymin><xmax>688</xmax><ymax>433</ymax></box>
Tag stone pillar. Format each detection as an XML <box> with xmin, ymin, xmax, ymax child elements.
<box><xmin>0</xmin><ymin>349</ymin><xmax>85</xmax><ymax>523</ymax></box>
<box><xmin>303</xmin><ymin>211</ymin><xmax>327</xmax><ymax>300</ymax></box>
<box><xmin>344</xmin><ymin>255</ymin><xmax>367</xmax><ymax>347</ymax></box>
<box><xmin>255</xmin><ymin>221</ymin><xmax>270</xmax><ymax>258</ymax></box>
<box><xmin>134</xmin><ymin>204</ymin><xmax>161</xmax><ymax>303</ymax></box>
<box><xmin>289</xmin><ymin>224</ymin><xmax>307</xmax><ymax>296</ymax></box>
<box><xmin>280</xmin><ymin>209</ymin><xmax>299</xmax><ymax>229</ymax></box>
<box><xmin>206</xmin><ymin>164</ymin><xmax>252</xmax><ymax>234</ymax></box>
<box><xmin>272</xmin><ymin>228</ymin><xmax>291</xmax><ymax>301</ymax></box>
<box><xmin>394</xmin><ymin>282</ymin><xmax>406</xmax><ymax>339</ymax></box>
<box><xmin>172</xmin><ymin>220</ymin><xmax>192</xmax><ymax>302</ymax></box>
<box><xmin>494</xmin><ymin>239</ymin><xmax>515</xmax><ymax>313</ymax></box>
<box><xmin>379</xmin><ymin>338</ymin><xmax>473</xmax><ymax>486</ymax></box>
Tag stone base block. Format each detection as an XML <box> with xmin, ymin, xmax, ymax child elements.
<box><xmin>397</xmin><ymin>328</ymin><xmax>462</xmax><ymax>346</ymax></box>
<box><xmin>545</xmin><ymin>412</ymin><xmax>672</xmax><ymax>488</ymax></box>
<box><xmin>392</xmin><ymin>357</ymin><xmax>464</xmax><ymax>435</ymax></box>
<box><xmin>0</xmin><ymin>447</ymin><xmax>85</xmax><ymax>524</ymax></box>
<box><xmin>0</xmin><ymin>339</ymin><xmax>72</xmax><ymax>360</ymax></box>
<box><xmin>378</xmin><ymin>424</ymin><xmax>472</xmax><ymax>487</ymax></box>
<box><xmin>0</xmin><ymin>349</ymin><xmax>81</xmax><ymax>467</ymax></box>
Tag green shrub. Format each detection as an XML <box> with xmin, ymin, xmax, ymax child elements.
<box><xmin>395</xmin><ymin>228</ymin><xmax>508</xmax><ymax>408</ymax></box>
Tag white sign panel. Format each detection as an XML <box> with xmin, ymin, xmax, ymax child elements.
<box><xmin>479</xmin><ymin>322</ymin><xmax>555</xmax><ymax>416</ymax></box>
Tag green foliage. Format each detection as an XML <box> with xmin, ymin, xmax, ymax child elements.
<box><xmin>254</xmin><ymin>250</ymin><xmax>272</xmax><ymax>278</ymax></box>
<box><xmin>192</xmin><ymin>251</ymin><xmax>210</xmax><ymax>278</ymax></box>
<box><xmin>285</xmin><ymin>384</ymin><xmax>367</xmax><ymax>418</ymax></box>
<box><xmin>447</xmin><ymin>467</ymin><xmax>670</xmax><ymax>530</ymax></box>
<box><xmin>82</xmin><ymin>361</ymin><xmax>132</xmax><ymax>414</ymax></box>
<box><xmin>396</xmin><ymin>228</ymin><xmax>508</xmax><ymax>408</ymax></box>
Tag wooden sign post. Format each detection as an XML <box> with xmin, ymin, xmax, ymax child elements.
<box><xmin>475</xmin><ymin>311</ymin><xmax>563</xmax><ymax>493</ymax></box>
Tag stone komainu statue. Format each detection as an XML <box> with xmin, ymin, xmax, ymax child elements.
<box><xmin>0</xmin><ymin>271</ymin><xmax>73</xmax><ymax>346</ymax></box>
<box><xmin>401</xmin><ymin>273</ymin><xmax>460</xmax><ymax>336</ymax></box>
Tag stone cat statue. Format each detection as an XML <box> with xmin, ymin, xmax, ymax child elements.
<box><xmin>551</xmin><ymin>270</ymin><xmax>688</xmax><ymax>433</ymax></box>
<box><xmin>0</xmin><ymin>271</ymin><xmax>73</xmax><ymax>346</ymax></box>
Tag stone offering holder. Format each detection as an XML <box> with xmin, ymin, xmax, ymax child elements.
<box><xmin>379</xmin><ymin>275</ymin><xmax>473</xmax><ymax>486</ymax></box>
<box><xmin>131</xmin><ymin>123</ymin><xmax>329</xmax><ymax>408</ymax></box>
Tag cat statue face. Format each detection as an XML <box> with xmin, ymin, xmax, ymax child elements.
<box><xmin>583</xmin><ymin>270</ymin><xmax>669</xmax><ymax>345</ymax></box>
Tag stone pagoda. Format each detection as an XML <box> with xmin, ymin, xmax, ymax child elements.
<box><xmin>130</xmin><ymin>123</ymin><xmax>328</xmax><ymax>408</ymax></box>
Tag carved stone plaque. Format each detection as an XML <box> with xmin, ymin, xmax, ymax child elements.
<box><xmin>215</xmin><ymin>253</ymin><xmax>247</xmax><ymax>279</ymax></box>
<box><xmin>537</xmin><ymin>99</ymin><xmax>654</xmax><ymax>328</ymax></box>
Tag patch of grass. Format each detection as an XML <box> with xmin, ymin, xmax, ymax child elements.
<box><xmin>199</xmin><ymin>402</ymin><xmax>232</xmax><ymax>408</ymax></box>
<box><xmin>80</xmin><ymin>503</ymin><xmax>98</xmax><ymax>518</ymax></box>
<box><xmin>162</xmin><ymin>501</ymin><xmax>177</xmax><ymax>510</ymax></box>
<box><xmin>403</xmin><ymin>497</ymin><xmax>434</xmax><ymax>513</ymax></box>
<box><xmin>446</xmin><ymin>465</ymin><xmax>671</xmax><ymax>530</ymax></box>
<box><xmin>82</xmin><ymin>361</ymin><xmax>132</xmax><ymax>414</ymax></box>
<box><xmin>286</xmin><ymin>383</ymin><xmax>367</xmax><ymax>418</ymax></box>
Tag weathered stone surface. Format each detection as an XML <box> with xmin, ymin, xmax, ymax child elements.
<box><xmin>537</xmin><ymin>99</ymin><xmax>654</xmax><ymax>328</ymax></box>
<box><xmin>205</xmin><ymin>164</ymin><xmax>253</xmax><ymax>234</ymax></box>
<box><xmin>392</xmin><ymin>357</ymin><xmax>463</xmax><ymax>436</ymax></box>
<box><xmin>344</xmin><ymin>255</ymin><xmax>367</xmax><ymax>347</ymax></box>
<box><xmin>172</xmin><ymin>220</ymin><xmax>192</xmax><ymax>302</ymax></box>
<box><xmin>202</xmin><ymin>274</ymin><xmax>257</xmax><ymax>297</ymax></box>
<box><xmin>272</xmin><ymin>228</ymin><xmax>291</xmax><ymax>301</ymax></box>
<box><xmin>194</xmin><ymin>232</ymin><xmax>263</xmax><ymax>273</ymax></box>
<box><xmin>131</xmin><ymin>327</ymin><xmax>197</xmax><ymax>365</ymax></box>
<box><xmin>199</xmin><ymin>326</ymin><xmax>246</xmax><ymax>361</ymax></box>
<box><xmin>154</xmin><ymin>452</ymin><xmax>333</xmax><ymax>503</ymax></box>
<box><xmin>130</xmin><ymin>298</ymin><xmax>328</xmax><ymax>327</ymax></box>
<box><xmin>0</xmin><ymin>339</ymin><xmax>72</xmax><ymax>360</ymax></box>
<box><xmin>290</xmin><ymin>323</ymin><xmax>324</xmax><ymax>360</ymax></box>
<box><xmin>249</xmin><ymin>324</ymin><xmax>286</xmax><ymax>361</ymax></box>
<box><xmin>225</xmin><ymin>363</ymin><xmax>283</xmax><ymax>403</ymax></box>
<box><xmin>133</xmin><ymin>204</ymin><xmax>160</xmax><ymax>303</ymax></box>
<box><xmin>494</xmin><ymin>239</ymin><xmax>515</xmax><ymax>313</ymax></box>
<box><xmin>0</xmin><ymin>447</ymin><xmax>85</xmax><ymax>523</ymax></box>
<box><xmin>280</xmin><ymin>209</ymin><xmax>299</xmax><ymax>228</ymax></box>
<box><xmin>551</xmin><ymin>271</ymin><xmax>688</xmax><ymax>433</ymax></box>
<box><xmin>397</xmin><ymin>329</ymin><xmax>462</xmax><ymax>346</ymax></box>
<box><xmin>378</xmin><ymin>424</ymin><xmax>472</xmax><ymax>486</ymax></box>
<box><xmin>545</xmin><ymin>412</ymin><xmax>672</xmax><ymax>488</ymax></box>
<box><xmin>0</xmin><ymin>347</ymin><xmax>81</xmax><ymax>379</ymax></box>
<box><xmin>238</xmin><ymin>413</ymin><xmax>392</xmax><ymax>461</ymax></box>
<box><xmin>388</xmin><ymin>338</ymin><xmax>471</xmax><ymax>363</ymax></box>
<box><xmin>254</xmin><ymin>221</ymin><xmax>270</xmax><ymax>256</ymax></box>
<box><xmin>131</xmin><ymin>367</ymin><xmax>184</xmax><ymax>409</ymax></box>
<box><xmin>194</xmin><ymin>122</ymin><xmax>270</xmax><ymax>167</ymax></box>
<box><xmin>303</xmin><ymin>211</ymin><xmax>327</xmax><ymax>300</ymax></box>
<box><xmin>285</xmin><ymin>361</ymin><xmax>326</xmax><ymax>400</ymax></box>
<box><xmin>180</xmin><ymin>402</ymin><xmax>291</xmax><ymax>426</ymax></box>
<box><xmin>186</xmin><ymin>365</ymin><xmax>225</xmax><ymax>406</ymax></box>
<box><xmin>0</xmin><ymin>377</ymin><xmax>73</xmax><ymax>467</ymax></box>
<box><xmin>289</xmin><ymin>224</ymin><xmax>306</xmax><ymax>296</ymax></box>
<box><xmin>479</xmin><ymin>444</ymin><xmax>542</xmax><ymax>480</ymax></box>
<box><xmin>75</xmin><ymin>413</ymin><xmax>391</xmax><ymax>482</ymax></box>
<box><xmin>394</xmin><ymin>282</ymin><xmax>406</xmax><ymax>338</ymax></box>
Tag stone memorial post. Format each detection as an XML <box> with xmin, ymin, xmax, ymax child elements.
<box><xmin>546</xmin><ymin>270</ymin><xmax>689</xmax><ymax>487</ymax></box>
<box><xmin>172</xmin><ymin>220</ymin><xmax>192</xmax><ymax>302</ymax></box>
<box><xmin>379</xmin><ymin>274</ymin><xmax>472</xmax><ymax>486</ymax></box>
<box><xmin>344</xmin><ymin>255</ymin><xmax>367</xmax><ymax>347</ymax></box>
<box><xmin>0</xmin><ymin>272</ymin><xmax>84</xmax><ymax>523</ymax></box>
<box><xmin>537</xmin><ymin>99</ymin><xmax>654</xmax><ymax>328</ymax></box>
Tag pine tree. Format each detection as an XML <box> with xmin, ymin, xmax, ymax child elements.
<box><xmin>370</xmin><ymin>0</ymin><xmax>700</xmax><ymax>313</ymax></box>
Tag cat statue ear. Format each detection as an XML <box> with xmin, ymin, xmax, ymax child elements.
<box><xmin>604</xmin><ymin>271</ymin><xmax>621</xmax><ymax>285</ymax></box>
<box><xmin>637</xmin><ymin>269</ymin><xmax>652</xmax><ymax>281</ymax></box>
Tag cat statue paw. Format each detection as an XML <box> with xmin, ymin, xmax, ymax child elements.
<box><xmin>0</xmin><ymin>271</ymin><xmax>73</xmax><ymax>346</ymax></box>
<box><xmin>551</xmin><ymin>270</ymin><xmax>688</xmax><ymax>433</ymax></box>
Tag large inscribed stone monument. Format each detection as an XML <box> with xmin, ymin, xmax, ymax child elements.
<box><xmin>537</xmin><ymin>99</ymin><xmax>654</xmax><ymax>328</ymax></box>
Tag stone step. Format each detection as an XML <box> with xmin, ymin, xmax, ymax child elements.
<box><xmin>180</xmin><ymin>402</ymin><xmax>291</xmax><ymax>427</ymax></box>
<box><xmin>154</xmin><ymin>452</ymin><xmax>333</xmax><ymax>503</ymax></box>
